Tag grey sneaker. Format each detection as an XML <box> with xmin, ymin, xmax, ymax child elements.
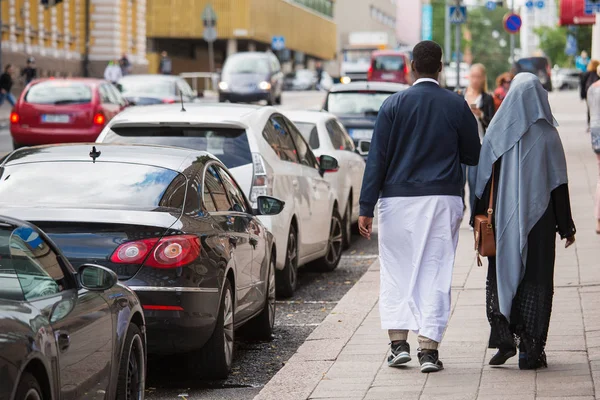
<box><xmin>388</xmin><ymin>341</ymin><xmax>411</xmax><ymax>367</ymax></box>
<box><xmin>418</xmin><ymin>349</ymin><xmax>444</xmax><ymax>373</ymax></box>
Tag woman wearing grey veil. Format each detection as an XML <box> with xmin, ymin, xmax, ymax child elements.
<box><xmin>473</xmin><ymin>73</ymin><xmax>576</xmax><ymax>370</ymax></box>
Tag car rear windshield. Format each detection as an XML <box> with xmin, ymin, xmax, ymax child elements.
<box><xmin>326</xmin><ymin>91</ymin><xmax>393</xmax><ymax>115</ymax></box>
<box><xmin>373</xmin><ymin>55</ymin><xmax>405</xmax><ymax>71</ymax></box>
<box><xmin>517</xmin><ymin>58</ymin><xmax>548</xmax><ymax>73</ymax></box>
<box><xmin>0</xmin><ymin>162</ymin><xmax>185</xmax><ymax>210</ymax></box>
<box><xmin>25</xmin><ymin>81</ymin><xmax>93</xmax><ymax>105</ymax></box>
<box><xmin>119</xmin><ymin>78</ymin><xmax>175</xmax><ymax>97</ymax></box>
<box><xmin>102</xmin><ymin>126</ymin><xmax>253</xmax><ymax>169</ymax></box>
<box><xmin>294</xmin><ymin>122</ymin><xmax>320</xmax><ymax>149</ymax></box>
<box><xmin>223</xmin><ymin>55</ymin><xmax>269</xmax><ymax>75</ymax></box>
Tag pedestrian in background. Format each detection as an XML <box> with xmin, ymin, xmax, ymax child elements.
<box><xmin>358</xmin><ymin>40</ymin><xmax>480</xmax><ymax>373</ymax></box>
<box><xmin>120</xmin><ymin>53</ymin><xmax>132</xmax><ymax>76</ymax></box>
<box><xmin>104</xmin><ymin>60</ymin><xmax>122</xmax><ymax>85</ymax></box>
<box><xmin>586</xmin><ymin>64</ymin><xmax>600</xmax><ymax>234</ymax></box>
<box><xmin>159</xmin><ymin>51</ymin><xmax>172</xmax><ymax>75</ymax></box>
<box><xmin>0</xmin><ymin>64</ymin><xmax>16</xmax><ymax>107</ymax></box>
<box><xmin>580</xmin><ymin>59</ymin><xmax>600</xmax><ymax>128</ymax></box>
<box><xmin>474</xmin><ymin>73</ymin><xmax>576</xmax><ymax>370</ymax></box>
<box><xmin>576</xmin><ymin>50</ymin><xmax>590</xmax><ymax>73</ymax></box>
<box><xmin>21</xmin><ymin>57</ymin><xmax>37</xmax><ymax>85</ymax></box>
<box><xmin>460</xmin><ymin>63</ymin><xmax>495</xmax><ymax>220</ymax></box>
<box><xmin>493</xmin><ymin>72</ymin><xmax>512</xmax><ymax>110</ymax></box>
<box><xmin>315</xmin><ymin>61</ymin><xmax>324</xmax><ymax>90</ymax></box>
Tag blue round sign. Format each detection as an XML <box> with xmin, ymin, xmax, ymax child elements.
<box><xmin>525</xmin><ymin>0</ymin><xmax>534</xmax><ymax>9</ymax></box>
<box><xmin>503</xmin><ymin>13</ymin><xmax>522</xmax><ymax>34</ymax></box>
<box><xmin>486</xmin><ymin>1</ymin><xmax>496</xmax><ymax>10</ymax></box>
<box><xmin>536</xmin><ymin>0</ymin><xmax>545</xmax><ymax>8</ymax></box>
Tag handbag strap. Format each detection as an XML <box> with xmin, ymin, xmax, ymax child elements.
<box><xmin>486</xmin><ymin>167</ymin><xmax>495</xmax><ymax>227</ymax></box>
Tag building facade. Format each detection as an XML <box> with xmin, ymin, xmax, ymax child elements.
<box><xmin>519</xmin><ymin>0</ymin><xmax>558</xmax><ymax>58</ymax></box>
<box><xmin>145</xmin><ymin>0</ymin><xmax>337</xmax><ymax>76</ymax></box>
<box><xmin>0</xmin><ymin>0</ymin><xmax>147</xmax><ymax>81</ymax></box>
<box><xmin>335</xmin><ymin>0</ymin><xmax>397</xmax><ymax>50</ymax></box>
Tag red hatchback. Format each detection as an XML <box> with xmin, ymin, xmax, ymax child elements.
<box><xmin>367</xmin><ymin>50</ymin><xmax>412</xmax><ymax>85</ymax></box>
<box><xmin>10</xmin><ymin>78</ymin><xmax>128</xmax><ymax>149</ymax></box>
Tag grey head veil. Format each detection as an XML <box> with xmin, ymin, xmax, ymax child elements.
<box><xmin>474</xmin><ymin>72</ymin><xmax>568</xmax><ymax>320</ymax></box>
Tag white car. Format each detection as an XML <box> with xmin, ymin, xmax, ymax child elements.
<box><xmin>284</xmin><ymin>110</ymin><xmax>365</xmax><ymax>248</ymax></box>
<box><xmin>96</xmin><ymin>103</ymin><xmax>343</xmax><ymax>297</ymax></box>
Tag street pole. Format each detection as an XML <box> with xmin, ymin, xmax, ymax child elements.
<box><xmin>509</xmin><ymin>0</ymin><xmax>515</xmax><ymax>64</ymax></box>
<box><xmin>455</xmin><ymin>0</ymin><xmax>461</xmax><ymax>90</ymax></box>
<box><xmin>445</xmin><ymin>0</ymin><xmax>451</xmax><ymax>62</ymax></box>
<box><xmin>208</xmin><ymin>41</ymin><xmax>214</xmax><ymax>74</ymax></box>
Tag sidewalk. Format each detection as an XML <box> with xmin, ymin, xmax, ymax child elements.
<box><xmin>254</xmin><ymin>91</ymin><xmax>600</xmax><ymax>400</ymax></box>
<box><xmin>0</xmin><ymin>105</ymin><xmax>11</xmax><ymax>123</ymax></box>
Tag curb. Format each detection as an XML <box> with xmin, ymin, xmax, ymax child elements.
<box><xmin>254</xmin><ymin>260</ymin><xmax>381</xmax><ymax>400</ymax></box>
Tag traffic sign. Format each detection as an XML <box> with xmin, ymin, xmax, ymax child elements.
<box><xmin>202</xmin><ymin>4</ymin><xmax>217</xmax><ymax>27</ymax></box>
<box><xmin>503</xmin><ymin>12</ymin><xmax>522</xmax><ymax>34</ymax></box>
<box><xmin>585</xmin><ymin>0</ymin><xmax>600</xmax><ymax>15</ymax></box>
<box><xmin>566</xmin><ymin>34</ymin><xmax>578</xmax><ymax>56</ymax></box>
<box><xmin>525</xmin><ymin>0</ymin><xmax>534</xmax><ymax>9</ymax></box>
<box><xmin>203</xmin><ymin>26</ymin><xmax>217</xmax><ymax>43</ymax></box>
<box><xmin>449</xmin><ymin>6</ymin><xmax>467</xmax><ymax>25</ymax></box>
<box><xmin>486</xmin><ymin>1</ymin><xmax>496</xmax><ymax>10</ymax></box>
<box><xmin>536</xmin><ymin>0</ymin><xmax>545</xmax><ymax>8</ymax></box>
<box><xmin>271</xmin><ymin>36</ymin><xmax>285</xmax><ymax>51</ymax></box>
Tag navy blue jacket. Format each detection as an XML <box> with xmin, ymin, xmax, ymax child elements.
<box><xmin>359</xmin><ymin>81</ymin><xmax>481</xmax><ymax>218</ymax></box>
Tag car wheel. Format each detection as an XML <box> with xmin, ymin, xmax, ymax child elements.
<box><xmin>243</xmin><ymin>252</ymin><xmax>276</xmax><ymax>340</ymax></box>
<box><xmin>311</xmin><ymin>208</ymin><xmax>343</xmax><ymax>272</ymax></box>
<box><xmin>276</xmin><ymin>225</ymin><xmax>298</xmax><ymax>298</ymax></box>
<box><xmin>116</xmin><ymin>324</ymin><xmax>145</xmax><ymax>400</ymax></box>
<box><xmin>15</xmin><ymin>372</ymin><xmax>42</xmax><ymax>400</ymax></box>
<box><xmin>197</xmin><ymin>279</ymin><xmax>234</xmax><ymax>379</ymax></box>
<box><xmin>342</xmin><ymin>199</ymin><xmax>352</xmax><ymax>250</ymax></box>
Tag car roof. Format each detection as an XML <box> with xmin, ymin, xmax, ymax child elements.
<box><xmin>329</xmin><ymin>81</ymin><xmax>409</xmax><ymax>93</ymax></box>
<box><xmin>284</xmin><ymin>110</ymin><xmax>336</xmax><ymax>124</ymax></box>
<box><xmin>107</xmin><ymin>103</ymin><xmax>268</xmax><ymax>128</ymax></box>
<box><xmin>1</xmin><ymin>143</ymin><xmax>219</xmax><ymax>172</ymax></box>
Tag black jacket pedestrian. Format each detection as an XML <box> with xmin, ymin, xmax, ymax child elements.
<box><xmin>21</xmin><ymin>66</ymin><xmax>36</xmax><ymax>85</ymax></box>
<box><xmin>580</xmin><ymin>71</ymin><xmax>599</xmax><ymax>100</ymax></box>
<box><xmin>0</xmin><ymin>73</ymin><xmax>13</xmax><ymax>93</ymax></box>
<box><xmin>479</xmin><ymin>92</ymin><xmax>495</xmax><ymax>133</ymax></box>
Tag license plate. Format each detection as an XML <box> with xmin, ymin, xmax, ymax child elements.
<box><xmin>382</xmin><ymin>73</ymin><xmax>396</xmax><ymax>80</ymax></box>
<box><xmin>42</xmin><ymin>114</ymin><xmax>70</xmax><ymax>123</ymax></box>
<box><xmin>350</xmin><ymin>129</ymin><xmax>373</xmax><ymax>140</ymax></box>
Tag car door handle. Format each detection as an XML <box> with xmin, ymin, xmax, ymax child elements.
<box><xmin>56</xmin><ymin>331</ymin><xmax>70</xmax><ymax>352</ymax></box>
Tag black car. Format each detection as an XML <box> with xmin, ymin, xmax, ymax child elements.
<box><xmin>117</xmin><ymin>74</ymin><xmax>200</xmax><ymax>105</ymax></box>
<box><xmin>513</xmin><ymin>57</ymin><xmax>553</xmax><ymax>92</ymax></box>
<box><xmin>218</xmin><ymin>52</ymin><xmax>284</xmax><ymax>105</ymax></box>
<box><xmin>323</xmin><ymin>81</ymin><xmax>408</xmax><ymax>159</ymax></box>
<box><xmin>0</xmin><ymin>143</ymin><xmax>283</xmax><ymax>379</ymax></box>
<box><xmin>0</xmin><ymin>216</ymin><xmax>146</xmax><ymax>400</ymax></box>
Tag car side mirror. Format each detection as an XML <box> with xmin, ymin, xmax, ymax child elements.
<box><xmin>254</xmin><ymin>196</ymin><xmax>285</xmax><ymax>216</ymax></box>
<box><xmin>356</xmin><ymin>140</ymin><xmax>370</xmax><ymax>156</ymax></box>
<box><xmin>319</xmin><ymin>155</ymin><xmax>339</xmax><ymax>176</ymax></box>
<box><xmin>78</xmin><ymin>264</ymin><xmax>118</xmax><ymax>291</ymax></box>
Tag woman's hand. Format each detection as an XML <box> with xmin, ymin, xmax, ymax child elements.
<box><xmin>565</xmin><ymin>235</ymin><xmax>576</xmax><ymax>248</ymax></box>
<box><xmin>471</xmin><ymin>107</ymin><xmax>483</xmax><ymax>119</ymax></box>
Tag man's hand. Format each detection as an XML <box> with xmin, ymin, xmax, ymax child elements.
<box><xmin>565</xmin><ymin>235</ymin><xmax>576</xmax><ymax>248</ymax></box>
<box><xmin>358</xmin><ymin>216</ymin><xmax>373</xmax><ymax>240</ymax></box>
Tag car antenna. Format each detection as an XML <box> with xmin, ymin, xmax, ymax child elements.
<box><xmin>89</xmin><ymin>146</ymin><xmax>101</xmax><ymax>163</ymax></box>
<box><xmin>179</xmin><ymin>90</ymin><xmax>186</xmax><ymax>112</ymax></box>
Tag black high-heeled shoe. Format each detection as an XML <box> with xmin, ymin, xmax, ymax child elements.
<box><xmin>489</xmin><ymin>347</ymin><xmax>517</xmax><ymax>366</ymax></box>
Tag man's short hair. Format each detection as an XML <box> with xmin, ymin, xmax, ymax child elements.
<box><xmin>413</xmin><ymin>41</ymin><xmax>443</xmax><ymax>75</ymax></box>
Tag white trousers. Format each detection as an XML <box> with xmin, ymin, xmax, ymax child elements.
<box><xmin>378</xmin><ymin>195</ymin><xmax>463</xmax><ymax>343</ymax></box>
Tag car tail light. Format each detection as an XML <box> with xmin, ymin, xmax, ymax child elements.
<box><xmin>367</xmin><ymin>65</ymin><xmax>373</xmax><ymax>81</ymax></box>
<box><xmin>249</xmin><ymin>153</ymin><xmax>273</xmax><ymax>206</ymax></box>
<box><xmin>10</xmin><ymin>112</ymin><xmax>19</xmax><ymax>124</ymax></box>
<box><xmin>546</xmin><ymin>63</ymin><xmax>552</xmax><ymax>77</ymax></box>
<box><xmin>403</xmin><ymin>60</ymin><xmax>410</xmax><ymax>77</ymax></box>
<box><xmin>110</xmin><ymin>235</ymin><xmax>201</xmax><ymax>269</ymax></box>
<box><xmin>93</xmin><ymin>112</ymin><xmax>106</xmax><ymax>125</ymax></box>
<box><xmin>162</xmin><ymin>98</ymin><xmax>176</xmax><ymax>104</ymax></box>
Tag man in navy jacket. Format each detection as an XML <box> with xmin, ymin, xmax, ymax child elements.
<box><xmin>358</xmin><ymin>41</ymin><xmax>480</xmax><ymax>373</ymax></box>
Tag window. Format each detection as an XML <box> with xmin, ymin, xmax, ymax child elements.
<box><xmin>25</xmin><ymin>81</ymin><xmax>92</xmax><ymax>105</ymax></box>
<box><xmin>262</xmin><ymin>116</ymin><xmax>299</xmax><ymax>163</ymax></box>
<box><xmin>9</xmin><ymin>225</ymin><xmax>65</xmax><ymax>301</ymax></box>
<box><xmin>373</xmin><ymin>55</ymin><xmax>405</xmax><ymax>72</ymax></box>
<box><xmin>286</xmin><ymin>118</ymin><xmax>319</xmax><ymax>169</ymax></box>
<box><xmin>203</xmin><ymin>165</ymin><xmax>231</xmax><ymax>212</ymax></box>
<box><xmin>294</xmin><ymin>122</ymin><xmax>320</xmax><ymax>149</ymax></box>
<box><xmin>176</xmin><ymin>79</ymin><xmax>194</xmax><ymax>98</ymax></box>
<box><xmin>326</xmin><ymin>120</ymin><xmax>345</xmax><ymax>150</ymax></box>
<box><xmin>107</xmin><ymin>84</ymin><xmax>127</xmax><ymax>107</ymax></box>
<box><xmin>337</xmin><ymin>120</ymin><xmax>356</xmax><ymax>151</ymax></box>
<box><xmin>218</xmin><ymin>167</ymin><xmax>249</xmax><ymax>214</ymax></box>
<box><xmin>325</xmin><ymin>91</ymin><xmax>393</xmax><ymax>115</ymax></box>
<box><xmin>99</xmin><ymin>84</ymin><xmax>114</xmax><ymax>104</ymax></box>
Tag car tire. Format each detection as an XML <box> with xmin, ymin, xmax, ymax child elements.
<box><xmin>15</xmin><ymin>372</ymin><xmax>43</xmax><ymax>400</ymax></box>
<box><xmin>276</xmin><ymin>225</ymin><xmax>298</xmax><ymax>298</ymax></box>
<box><xmin>197</xmin><ymin>279</ymin><xmax>234</xmax><ymax>379</ymax></box>
<box><xmin>116</xmin><ymin>323</ymin><xmax>145</xmax><ymax>400</ymax></box>
<box><xmin>242</xmin><ymin>251</ymin><xmax>276</xmax><ymax>340</ymax></box>
<box><xmin>311</xmin><ymin>208</ymin><xmax>343</xmax><ymax>272</ymax></box>
<box><xmin>342</xmin><ymin>199</ymin><xmax>352</xmax><ymax>250</ymax></box>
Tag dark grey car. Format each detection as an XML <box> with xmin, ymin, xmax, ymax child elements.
<box><xmin>0</xmin><ymin>216</ymin><xmax>146</xmax><ymax>400</ymax></box>
<box><xmin>218</xmin><ymin>52</ymin><xmax>284</xmax><ymax>105</ymax></box>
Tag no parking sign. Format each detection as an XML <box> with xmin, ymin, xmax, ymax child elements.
<box><xmin>503</xmin><ymin>12</ymin><xmax>522</xmax><ymax>34</ymax></box>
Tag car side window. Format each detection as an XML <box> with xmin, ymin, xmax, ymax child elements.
<box><xmin>9</xmin><ymin>226</ymin><xmax>66</xmax><ymax>301</ymax></box>
<box><xmin>262</xmin><ymin>116</ymin><xmax>300</xmax><ymax>163</ymax></box>
<box><xmin>326</xmin><ymin>120</ymin><xmax>345</xmax><ymax>150</ymax></box>
<box><xmin>217</xmin><ymin>167</ymin><xmax>250</xmax><ymax>214</ymax></box>
<box><xmin>98</xmin><ymin>84</ymin><xmax>113</xmax><ymax>104</ymax></box>
<box><xmin>287</xmin><ymin>119</ymin><xmax>319</xmax><ymax>169</ymax></box>
<box><xmin>203</xmin><ymin>165</ymin><xmax>232</xmax><ymax>212</ymax></box>
<box><xmin>107</xmin><ymin>84</ymin><xmax>127</xmax><ymax>107</ymax></box>
<box><xmin>176</xmin><ymin>79</ymin><xmax>193</xmax><ymax>98</ymax></box>
<box><xmin>336</xmin><ymin>121</ymin><xmax>356</xmax><ymax>151</ymax></box>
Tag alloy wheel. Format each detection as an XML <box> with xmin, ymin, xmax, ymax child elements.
<box><xmin>23</xmin><ymin>389</ymin><xmax>41</xmax><ymax>400</ymax></box>
<box><xmin>125</xmin><ymin>334</ymin><xmax>144</xmax><ymax>400</ymax></box>
<box><xmin>325</xmin><ymin>214</ymin><xmax>343</xmax><ymax>265</ymax></box>
<box><xmin>223</xmin><ymin>287</ymin><xmax>234</xmax><ymax>368</ymax></box>
<box><xmin>287</xmin><ymin>230</ymin><xmax>298</xmax><ymax>288</ymax></box>
<box><xmin>268</xmin><ymin>257</ymin><xmax>276</xmax><ymax>329</ymax></box>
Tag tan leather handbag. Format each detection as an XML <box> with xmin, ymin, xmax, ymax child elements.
<box><xmin>474</xmin><ymin>168</ymin><xmax>496</xmax><ymax>266</ymax></box>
